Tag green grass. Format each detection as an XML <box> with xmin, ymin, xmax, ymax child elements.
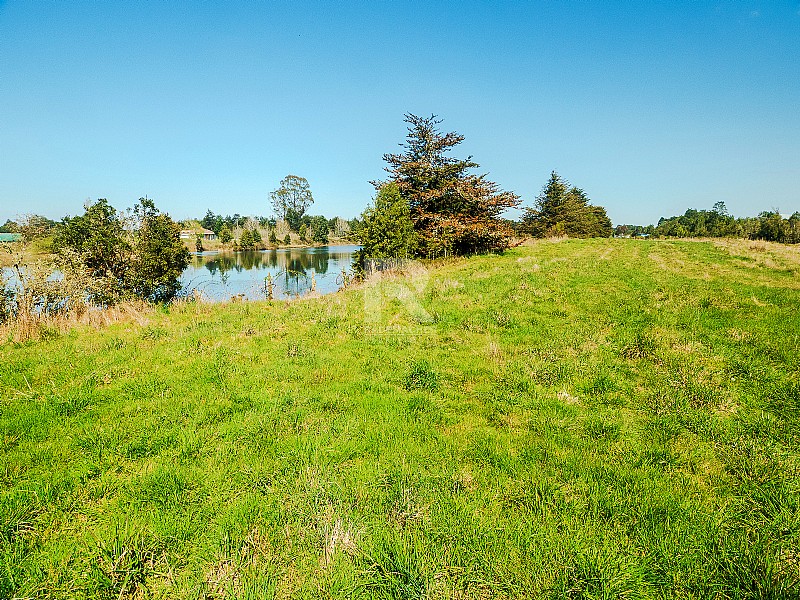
<box><xmin>1</xmin><ymin>238</ymin><xmax>799</xmax><ymax>598</ymax></box>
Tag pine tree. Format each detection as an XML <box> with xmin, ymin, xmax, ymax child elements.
<box><xmin>522</xmin><ymin>172</ymin><xmax>612</xmax><ymax>238</ymax></box>
<box><xmin>378</xmin><ymin>114</ymin><xmax>520</xmax><ymax>257</ymax></box>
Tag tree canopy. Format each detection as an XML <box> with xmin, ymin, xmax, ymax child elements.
<box><xmin>54</xmin><ymin>198</ymin><xmax>189</xmax><ymax>304</ymax></box>
<box><xmin>521</xmin><ymin>172</ymin><xmax>613</xmax><ymax>238</ymax></box>
<box><xmin>270</xmin><ymin>175</ymin><xmax>314</xmax><ymax>231</ymax></box>
<box><xmin>376</xmin><ymin>114</ymin><xmax>520</xmax><ymax>257</ymax></box>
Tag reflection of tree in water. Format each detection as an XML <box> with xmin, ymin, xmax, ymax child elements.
<box><xmin>188</xmin><ymin>247</ymin><xmax>356</xmax><ymax>299</ymax></box>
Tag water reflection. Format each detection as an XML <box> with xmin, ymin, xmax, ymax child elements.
<box><xmin>181</xmin><ymin>245</ymin><xmax>358</xmax><ymax>301</ymax></box>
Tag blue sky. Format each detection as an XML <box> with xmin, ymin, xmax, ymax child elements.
<box><xmin>1</xmin><ymin>1</ymin><xmax>798</xmax><ymax>225</ymax></box>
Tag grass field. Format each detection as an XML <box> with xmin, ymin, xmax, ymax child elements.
<box><xmin>1</xmin><ymin>238</ymin><xmax>799</xmax><ymax>598</ymax></box>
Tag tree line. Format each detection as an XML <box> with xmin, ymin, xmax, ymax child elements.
<box><xmin>616</xmin><ymin>203</ymin><xmax>800</xmax><ymax>243</ymax></box>
<box><xmin>195</xmin><ymin>175</ymin><xmax>361</xmax><ymax>251</ymax></box>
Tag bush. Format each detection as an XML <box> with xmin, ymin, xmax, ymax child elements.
<box><xmin>53</xmin><ymin>198</ymin><xmax>189</xmax><ymax>304</ymax></box>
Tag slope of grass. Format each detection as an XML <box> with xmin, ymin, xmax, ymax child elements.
<box><xmin>1</xmin><ymin>238</ymin><xmax>799</xmax><ymax>598</ymax></box>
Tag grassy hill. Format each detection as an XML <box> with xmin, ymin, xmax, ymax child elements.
<box><xmin>2</xmin><ymin>238</ymin><xmax>799</xmax><ymax>598</ymax></box>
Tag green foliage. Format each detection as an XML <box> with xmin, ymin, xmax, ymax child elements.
<box><xmin>283</xmin><ymin>233</ymin><xmax>291</xmax><ymax>245</ymax></box>
<box><xmin>201</xmin><ymin>210</ymin><xmax>246</xmax><ymax>235</ymax></box>
<box><xmin>195</xmin><ymin>235</ymin><xmax>204</xmax><ymax>253</ymax></box>
<box><xmin>1</xmin><ymin>215</ymin><xmax>56</xmax><ymax>241</ymax></box>
<box><xmin>270</xmin><ymin>175</ymin><xmax>314</xmax><ymax>227</ymax></box>
<box><xmin>308</xmin><ymin>215</ymin><xmax>329</xmax><ymax>244</ymax></box>
<box><xmin>126</xmin><ymin>198</ymin><xmax>190</xmax><ymax>302</ymax></box>
<box><xmin>239</xmin><ymin>229</ymin><xmax>255</xmax><ymax>251</ymax></box>
<box><xmin>0</xmin><ymin>219</ymin><xmax>19</xmax><ymax>233</ymax></box>
<box><xmin>298</xmin><ymin>223</ymin><xmax>308</xmax><ymax>243</ymax></box>
<box><xmin>522</xmin><ymin>171</ymin><xmax>613</xmax><ymax>238</ymax></box>
<box><xmin>54</xmin><ymin>199</ymin><xmax>130</xmax><ymax>300</ymax></box>
<box><xmin>269</xmin><ymin>229</ymin><xmax>278</xmax><ymax>245</ymax></box>
<box><xmin>753</xmin><ymin>211</ymin><xmax>800</xmax><ymax>244</ymax></box>
<box><xmin>378</xmin><ymin>114</ymin><xmax>521</xmax><ymax>257</ymax></box>
<box><xmin>649</xmin><ymin>205</ymin><xmax>800</xmax><ymax>243</ymax></box>
<box><xmin>53</xmin><ymin>197</ymin><xmax>189</xmax><ymax>303</ymax></box>
<box><xmin>355</xmin><ymin>183</ymin><xmax>418</xmax><ymax>274</ymax></box>
<box><xmin>219</xmin><ymin>227</ymin><xmax>233</xmax><ymax>244</ymax></box>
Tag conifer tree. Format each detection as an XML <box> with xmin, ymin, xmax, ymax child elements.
<box><xmin>522</xmin><ymin>172</ymin><xmax>612</xmax><ymax>238</ymax></box>
<box><xmin>378</xmin><ymin>114</ymin><xmax>520</xmax><ymax>257</ymax></box>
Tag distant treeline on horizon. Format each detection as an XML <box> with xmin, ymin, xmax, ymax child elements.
<box><xmin>2</xmin><ymin>200</ymin><xmax>799</xmax><ymax>245</ymax></box>
<box><xmin>613</xmin><ymin>202</ymin><xmax>800</xmax><ymax>244</ymax></box>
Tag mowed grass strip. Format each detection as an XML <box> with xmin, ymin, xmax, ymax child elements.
<box><xmin>1</xmin><ymin>238</ymin><xmax>799</xmax><ymax>598</ymax></box>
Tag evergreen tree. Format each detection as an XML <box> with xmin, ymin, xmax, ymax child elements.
<box><xmin>239</xmin><ymin>229</ymin><xmax>254</xmax><ymax>250</ymax></box>
<box><xmin>378</xmin><ymin>114</ymin><xmax>520</xmax><ymax>257</ymax></box>
<box><xmin>522</xmin><ymin>172</ymin><xmax>612</xmax><ymax>238</ymax></box>
<box><xmin>309</xmin><ymin>215</ymin><xmax>329</xmax><ymax>244</ymax></box>
<box><xmin>54</xmin><ymin>197</ymin><xmax>188</xmax><ymax>304</ymax></box>
<box><xmin>355</xmin><ymin>183</ymin><xmax>418</xmax><ymax>273</ymax></box>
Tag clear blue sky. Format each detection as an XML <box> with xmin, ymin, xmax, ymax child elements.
<box><xmin>1</xmin><ymin>1</ymin><xmax>798</xmax><ymax>225</ymax></box>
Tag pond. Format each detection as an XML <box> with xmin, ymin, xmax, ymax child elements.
<box><xmin>180</xmin><ymin>245</ymin><xmax>359</xmax><ymax>301</ymax></box>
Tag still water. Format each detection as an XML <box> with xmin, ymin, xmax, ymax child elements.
<box><xmin>180</xmin><ymin>245</ymin><xmax>359</xmax><ymax>301</ymax></box>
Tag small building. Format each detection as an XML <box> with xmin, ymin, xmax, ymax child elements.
<box><xmin>180</xmin><ymin>228</ymin><xmax>217</xmax><ymax>241</ymax></box>
<box><xmin>0</xmin><ymin>233</ymin><xmax>22</xmax><ymax>242</ymax></box>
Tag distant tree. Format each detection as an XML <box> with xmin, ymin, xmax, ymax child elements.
<box><xmin>202</xmin><ymin>210</ymin><xmax>215</xmax><ymax>232</ymax></box>
<box><xmin>788</xmin><ymin>213</ymin><xmax>800</xmax><ymax>244</ymax></box>
<box><xmin>239</xmin><ymin>229</ymin><xmax>255</xmax><ymax>250</ymax></box>
<box><xmin>14</xmin><ymin>214</ymin><xmax>57</xmax><ymax>242</ymax></box>
<box><xmin>377</xmin><ymin>114</ymin><xmax>520</xmax><ymax>257</ymax></box>
<box><xmin>219</xmin><ymin>227</ymin><xmax>233</xmax><ymax>244</ymax></box>
<box><xmin>348</xmin><ymin>218</ymin><xmax>363</xmax><ymax>239</ymax></box>
<box><xmin>0</xmin><ymin>219</ymin><xmax>18</xmax><ymax>233</ymax></box>
<box><xmin>283</xmin><ymin>233</ymin><xmax>291</xmax><ymax>245</ymax></box>
<box><xmin>355</xmin><ymin>183</ymin><xmax>418</xmax><ymax>273</ymax></box>
<box><xmin>270</xmin><ymin>175</ymin><xmax>314</xmax><ymax>228</ymax></box>
<box><xmin>521</xmin><ymin>172</ymin><xmax>613</xmax><ymax>238</ymax></box>
<box><xmin>251</xmin><ymin>228</ymin><xmax>263</xmax><ymax>245</ymax></box>
<box><xmin>299</xmin><ymin>223</ymin><xmax>309</xmax><ymax>243</ymax></box>
<box><xmin>195</xmin><ymin>235</ymin><xmax>204</xmax><ymax>253</ymax></box>
<box><xmin>329</xmin><ymin>217</ymin><xmax>350</xmax><ymax>238</ymax></box>
<box><xmin>753</xmin><ymin>211</ymin><xmax>788</xmax><ymax>243</ymax></box>
<box><xmin>654</xmin><ymin>204</ymin><xmax>739</xmax><ymax>239</ymax></box>
<box><xmin>712</xmin><ymin>201</ymin><xmax>729</xmax><ymax>217</ymax></box>
<box><xmin>309</xmin><ymin>215</ymin><xmax>329</xmax><ymax>244</ymax></box>
<box><xmin>269</xmin><ymin>229</ymin><xmax>278</xmax><ymax>245</ymax></box>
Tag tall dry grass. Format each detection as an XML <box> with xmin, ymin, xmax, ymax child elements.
<box><xmin>0</xmin><ymin>246</ymin><xmax>152</xmax><ymax>343</ymax></box>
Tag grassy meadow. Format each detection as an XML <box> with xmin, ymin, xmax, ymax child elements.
<box><xmin>1</xmin><ymin>238</ymin><xmax>799</xmax><ymax>598</ymax></box>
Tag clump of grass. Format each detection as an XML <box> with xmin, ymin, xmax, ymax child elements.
<box><xmin>88</xmin><ymin>525</ymin><xmax>159</xmax><ymax>599</ymax></box>
<box><xmin>403</xmin><ymin>360</ymin><xmax>438</xmax><ymax>391</ymax></box>
<box><xmin>619</xmin><ymin>330</ymin><xmax>658</xmax><ymax>360</ymax></box>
